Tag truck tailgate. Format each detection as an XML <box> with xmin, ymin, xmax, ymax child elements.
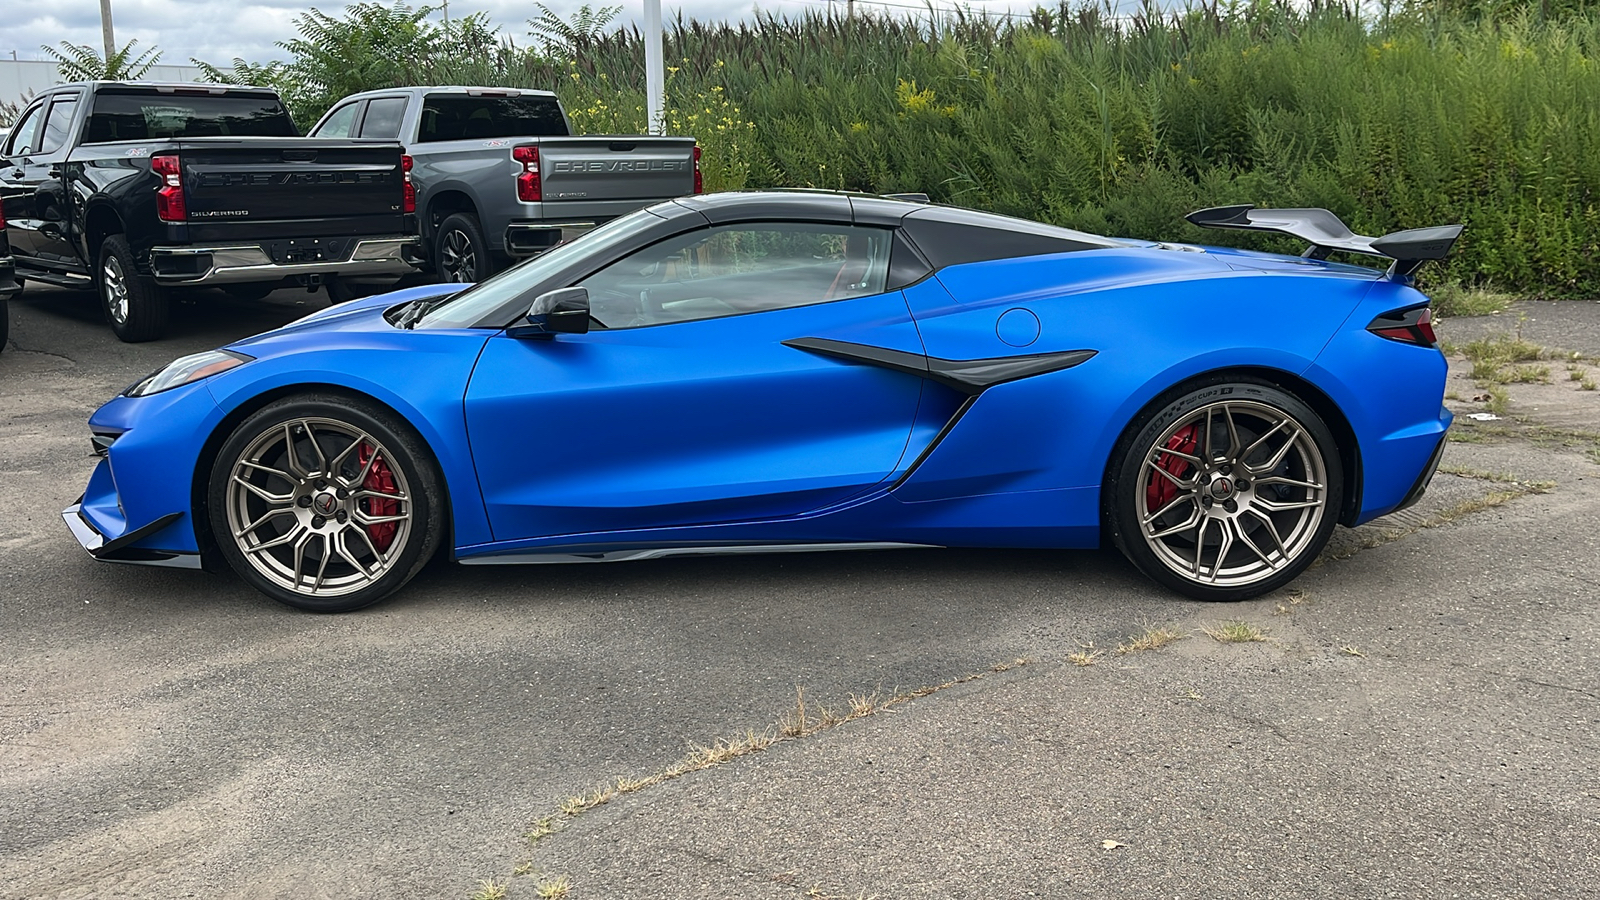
<box><xmin>537</xmin><ymin>137</ymin><xmax>696</xmax><ymax>203</ymax></box>
<box><xmin>178</xmin><ymin>138</ymin><xmax>407</xmax><ymax>237</ymax></box>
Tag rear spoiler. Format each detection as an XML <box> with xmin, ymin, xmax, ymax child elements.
<box><xmin>1185</xmin><ymin>205</ymin><xmax>1462</xmax><ymax>277</ymax></box>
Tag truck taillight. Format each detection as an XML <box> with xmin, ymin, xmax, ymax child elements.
<box><xmin>513</xmin><ymin>145</ymin><xmax>540</xmax><ymax>203</ymax></box>
<box><xmin>693</xmin><ymin>145</ymin><xmax>703</xmax><ymax>194</ymax></box>
<box><xmin>401</xmin><ymin>153</ymin><xmax>416</xmax><ymax>214</ymax></box>
<box><xmin>152</xmin><ymin>154</ymin><xmax>186</xmax><ymax>222</ymax></box>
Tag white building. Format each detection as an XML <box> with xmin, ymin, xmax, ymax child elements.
<box><xmin>2</xmin><ymin>59</ymin><xmax>205</xmax><ymax>109</ymax></box>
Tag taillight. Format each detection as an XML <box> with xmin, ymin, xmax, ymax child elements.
<box><xmin>692</xmin><ymin>145</ymin><xmax>703</xmax><ymax>195</ymax></box>
<box><xmin>401</xmin><ymin>153</ymin><xmax>416</xmax><ymax>214</ymax></box>
<box><xmin>152</xmin><ymin>153</ymin><xmax>185</xmax><ymax>222</ymax></box>
<box><xmin>513</xmin><ymin>145</ymin><xmax>540</xmax><ymax>202</ymax></box>
<box><xmin>1367</xmin><ymin>306</ymin><xmax>1437</xmax><ymax>347</ymax></box>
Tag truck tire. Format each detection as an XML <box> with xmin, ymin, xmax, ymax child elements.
<box><xmin>435</xmin><ymin>212</ymin><xmax>488</xmax><ymax>283</ymax></box>
<box><xmin>0</xmin><ymin>298</ymin><xmax>9</xmax><ymax>352</ymax></box>
<box><xmin>97</xmin><ymin>234</ymin><xmax>170</xmax><ymax>342</ymax></box>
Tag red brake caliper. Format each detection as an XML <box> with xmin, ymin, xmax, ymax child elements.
<box><xmin>1146</xmin><ymin>424</ymin><xmax>1199</xmax><ymax>513</ymax></box>
<box><xmin>356</xmin><ymin>442</ymin><xmax>399</xmax><ymax>553</ymax></box>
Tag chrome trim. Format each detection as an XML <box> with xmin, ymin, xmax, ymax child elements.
<box><xmin>149</xmin><ymin>237</ymin><xmax>421</xmax><ymax>285</ymax></box>
<box><xmin>459</xmin><ymin>541</ymin><xmax>941</xmax><ymax>566</ymax></box>
<box><xmin>504</xmin><ymin>221</ymin><xmax>597</xmax><ymax>257</ymax></box>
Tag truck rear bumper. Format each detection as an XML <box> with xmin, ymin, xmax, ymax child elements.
<box><xmin>149</xmin><ymin>236</ymin><xmax>423</xmax><ymax>285</ymax></box>
<box><xmin>504</xmin><ymin>221</ymin><xmax>598</xmax><ymax>257</ymax></box>
<box><xmin>0</xmin><ymin>256</ymin><xmax>18</xmax><ymax>297</ymax></box>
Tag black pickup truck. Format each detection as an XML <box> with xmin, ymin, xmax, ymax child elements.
<box><xmin>0</xmin><ymin>82</ymin><xmax>422</xmax><ymax>341</ymax></box>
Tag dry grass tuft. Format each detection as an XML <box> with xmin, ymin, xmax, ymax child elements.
<box><xmin>469</xmin><ymin>880</ymin><xmax>508</xmax><ymax>900</ymax></box>
<box><xmin>534</xmin><ymin>874</ymin><xmax>571</xmax><ymax>899</ymax></box>
<box><xmin>1068</xmin><ymin>643</ymin><xmax>1103</xmax><ymax>667</ymax></box>
<box><xmin>1203</xmin><ymin>621</ymin><xmax>1268</xmax><ymax>643</ymax></box>
<box><xmin>1116</xmin><ymin>624</ymin><xmax>1184</xmax><ymax>655</ymax></box>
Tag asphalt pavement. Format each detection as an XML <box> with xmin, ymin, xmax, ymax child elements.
<box><xmin>1</xmin><ymin>286</ymin><xmax>1596</xmax><ymax>899</ymax></box>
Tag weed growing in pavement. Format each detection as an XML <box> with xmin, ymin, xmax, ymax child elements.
<box><xmin>469</xmin><ymin>879</ymin><xmax>508</xmax><ymax>900</ymax></box>
<box><xmin>1068</xmin><ymin>643</ymin><xmax>1103</xmax><ymax>667</ymax></box>
<box><xmin>1430</xmin><ymin>281</ymin><xmax>1514</xmax><ymax>318</ymax></box>
<box><xmin>1583</xmin><ymin>376</ymin><xmax>1598</xmax><ymax>391</ymax></box>
<box><xmin>1203</xmin><ymin>621</ymin><xmax>1268</xmax><ymax>643</ymax></box>
<box><xmin>1569</xmin><ymin>365</ymin><xmax>1585</xmax><ymax>382</ymax></box>
<box><xmin>1464</xmin><ymin>335</ymin><xmax>1547</xmax><ymax>388</ymax></box>
<box><xmin>1116</xmin><ymin>624</ymin><xmax>1184</xmax><ymax>654</ymax></box>
<box><xmin>534</xmin><ymin>874</ymin><xmax>572</xmax><ymax>899</ymax></box>
<box><xmin>1486</xmin><ymin>385</ymin><xmax>1511</xmax><ymax>415</ymax></box>
<box><xmin>531</xmin><ymin>657</ymin><xmax>1033</xmax><ymax>839</ymax></box>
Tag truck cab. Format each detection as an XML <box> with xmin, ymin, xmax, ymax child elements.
<box><xmin>309</xmin><ymin>87</ymin><xmax>698</xmax><ymax>282</ymax></box>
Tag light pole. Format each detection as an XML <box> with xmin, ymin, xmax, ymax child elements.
<box><xmin>99</xmin><ymin>0</ymin><xmax>115</xmax><ymax>64</ymax></box>
<box><xmin>644</xmin><ymin>0</ymin><xmax>663</xmax><ymax>135</ymax></box>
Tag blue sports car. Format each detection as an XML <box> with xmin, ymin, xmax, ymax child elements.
<box><xmin>63</xmin><ymin>192</ymin><xmax>1459</xmax><ymax>612</ymax></box>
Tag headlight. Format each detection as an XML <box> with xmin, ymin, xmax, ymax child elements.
<box><xmin>126</xmin><ymin>349</ymin><xmax>253</xmax><ymax>397</ymax></box>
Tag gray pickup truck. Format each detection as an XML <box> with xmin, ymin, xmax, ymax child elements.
<box><xmin>308</xmin><ymin>86</ymin><xmax>699</xmax><ymax>282</ymax></box>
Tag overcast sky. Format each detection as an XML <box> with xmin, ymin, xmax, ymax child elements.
<box><xmin>0</xmin><ymin>0</ymin><xmax>1044</xmax><ymax>69</ymax></box>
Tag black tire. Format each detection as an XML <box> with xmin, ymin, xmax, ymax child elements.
<box><xmin>1106</xmin><ymin>377</ymin><xmax>1344</xmax><ymax>602</ymax></box>
<box><xmin>97</xmin><ymin>234</ymin><xmax>170</xmax><ymax>342</ymax></box>
<box><xmin>222</xmin><ymin>283</ymin><xmax>277</xmax><ymax>302</ymax></box>
<box><xmin>206</xmin><ymin>393</ymin><xmax>445</xmax><ymax>612</ymax></box>
<box><xmin>0</xmin><ymin>298</ymin><xmax>9</xmax><ymax>352</ymax></box>
<box><xmin>434</xmin><ymin>212</ymin><xmax>489</xmax><ymax>283</ymax></box>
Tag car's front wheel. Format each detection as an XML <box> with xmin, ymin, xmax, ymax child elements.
<box><xmin>1107</xmin><ymin>379</ymin><xmax>1343</xmax><ymax>602</ymax></box>
<box><xmin>207</xmin><ymin>394</ymin><xmax>445</xmax><ymax>612</ymax></box>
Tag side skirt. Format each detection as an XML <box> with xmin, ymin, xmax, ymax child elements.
<box><xmin>459</xmin><ymin>541</ymin><xmax>941</xmax><ymax>566</ymax></box>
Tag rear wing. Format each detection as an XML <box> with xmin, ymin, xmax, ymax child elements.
<box><xmin>1185</xmin><ymin>205</ymin><xmax>1462</xmax><ymax>276</ymax></box>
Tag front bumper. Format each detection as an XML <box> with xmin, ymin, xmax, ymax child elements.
<box><xmin>504</xmin><ymin>221</ymin><xmax>597</xmax><ymax>257</ymax></box>
<box><xmin>62</xmin><ymin>500</ymin><xmax>200</xmax><ymax>568</ymax></box>
<box><xmin>149</xmin><ymin>236</ymin><xmax>423</xmax><ymax>285</ymax></box>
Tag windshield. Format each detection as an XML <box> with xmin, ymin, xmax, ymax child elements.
<box><xmin>416</xmin><ymin>208</ymin><xmax>664</xmax><ymax>329</ymax></box>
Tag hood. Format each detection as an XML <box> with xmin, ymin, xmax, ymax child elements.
<box><xmin>229</xmin><ymin>283</ymin><xmax>463</xmax><ymax>349</ymax></box>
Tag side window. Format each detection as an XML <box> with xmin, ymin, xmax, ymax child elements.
<box><xmin>358</xmin><ymin>97</ymin><xmax>407</xmax><ymax>139</ymax></box>
<box><xmin>5</xmin><ymin>102</ymin><xmax>46</xmax><ymax>156</ymax></box>
<box><xmin>36</xmin><ymin>96</ymin><xmax>80</xmax><ymax>154</ymax></box>
<box><xmin>580</xmin><ymin>223</ymin><xmax>892</xmax><ymax>329</ymax></box>
<box><xmin>313</xmin><ymin>102</ymin><xmax>362</xmax><ymax>138</ymax></box>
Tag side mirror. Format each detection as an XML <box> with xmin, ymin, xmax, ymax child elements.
<box><xmin>510</xmin><ymin>287</ymin><xmax>590</xmax><ymax>338</ymax></box>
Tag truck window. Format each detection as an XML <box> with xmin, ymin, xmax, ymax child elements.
<box><xmin>417</xmin><ymin>95</ymin><xmax>568</xmax><ymax>143</ymax></box>
<box><xmin>314</xmin><ymin>102</ymin><xmax>362</xmax><ymax>138</ymax></box>
<box><xmin>83</xmin><ymin>91</ymin><xmax>299</xmax><ymax>143</ymax></box>
<box><xmin>37</xmin><ymin>96</ymin><xmax>81</xmax><ymax>154</ymax></box>
<box><xmin>5</xmin><ymin>102</ymin><xmax>45</xmax><ymax>156</ymax></box>
<box><xmin>359</xmin><ymin>97</ymin><xmax>408</xmax><ymax>139</ymax></box>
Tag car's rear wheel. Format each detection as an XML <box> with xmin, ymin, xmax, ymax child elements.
<box><xmin>1107</xmin><ymin>379</ymin><xmax>1343</xmax><ymax>602</ymax></box>
<box><xmin>435</xmin><ymin>212</ymin><xmax>488</xmax><ymax>283</ymax></box>
<box><xmin>98</xmin><ymin>234</ymin><xmax>170</xmax><ymax>342</ymax></box>
<box><xmin>208</xmin><ymin>395</ymin><xmax>444</xmax><ymax>612</ymax></box>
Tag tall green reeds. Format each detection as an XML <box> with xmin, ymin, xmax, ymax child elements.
<box><xmin>406</xmin><ymin>1</ymin><xmax>1600</xmax><ymax>294</ymax></box>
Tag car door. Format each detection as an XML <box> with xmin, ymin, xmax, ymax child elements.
<box><xmin>21</xmin><ymin>93</ymin><xmax>82</xmax><ymax>263</ymax></box>
<box><xmin>463</xmin><ymin>220</ymin><xmax>928</xmax><ymax>543</ymax></box>
<box><xmin>0</xmin><ymin>99</ymin><xmax>48</xmax><ymax>259</ymax></box>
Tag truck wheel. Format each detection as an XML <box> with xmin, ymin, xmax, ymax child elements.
<box><xmin>0</xmin><ymin>298</ymin><xmax>9</xmax><ymax>352</ymax></box>
<box><xmin>98</xmin><ymin>234</ymin><xmax>170</xmax><ymax>342</ymax></box>
<box><xmin>435</xmin><ymin>213</ymin><xmax>488</xmax><ymax>283</ymax></box>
